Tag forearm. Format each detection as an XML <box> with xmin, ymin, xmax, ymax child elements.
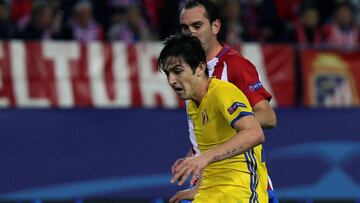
<box><xmin>253</xmin><ymin>100</ymin><xmax>277</xmax><ymax>129</ymax></box>
<box><xmin>170</xmin><ymin>116</ymin><xmax>264</xmax><ymax>186</ymax></box>
<box><xmin>254</xmin><ymin>110</ymin><xmax>276</xmax><ymax>128</ymax></box>
<box><xmin>202</xmin><ymin>128</ymin><xmax>264</xmax><ymax>164</ymax></box>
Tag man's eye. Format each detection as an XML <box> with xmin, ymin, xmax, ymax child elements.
<box><xmin>194</xmin><ymin>24</ymin><xmax>201</xmax><ymax>29</ymax></box>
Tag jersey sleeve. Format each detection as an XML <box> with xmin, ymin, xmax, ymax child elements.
<box><xmin>214</xmin><ymin>83</ymin><xmax>254</xmax><ymax>128</ymax></box>
<box><xmin>226</xmin><ymin>54</ymin><xmax>272</xmax><ymax>107</ymax></box>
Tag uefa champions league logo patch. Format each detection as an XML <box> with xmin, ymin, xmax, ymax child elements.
<box><xmin>249</xmin><ymin>81</ymin><xmax>263</xmax><ymax>92</ymax></box>
<box><xmin>227</xmin><ymin>102</ymin><xmax>247</xmax><ymax>115</ymax></box>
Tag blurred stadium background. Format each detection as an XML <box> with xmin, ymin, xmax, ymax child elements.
<box><xmin>0</xmin><ymin>0</ymin><xmax>360</xmax><ymax>202</ymax></box>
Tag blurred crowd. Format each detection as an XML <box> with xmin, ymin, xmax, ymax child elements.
<box><xmin>0</xmin><ymin>0</ymin><xmax>359</xmax><ymax>47</ymax></box>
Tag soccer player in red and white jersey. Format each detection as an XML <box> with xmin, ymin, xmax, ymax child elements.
<box><xmin>169</xmin><ymin>1</ymin><xmax>278</xmax><ymax>203</ymax></box>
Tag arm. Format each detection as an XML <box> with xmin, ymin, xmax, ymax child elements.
<box><xmin>171</xmin><ymin>115</ymin><xmax>264</xmax><ymax>185</ymax></box>
<box><xmin>225</xmin><ymin>55</ymin><xmax>276</xmax><ymax>128</ymax></box>
<box><xmin>203</xmin><ymin>115</ymin><xmax>264</xmax><ymax>163</ymax></box>
<box><xmin>253</xmin><ymin>100</ymin><xmax>277</xmax><ymax>129</ymax></box>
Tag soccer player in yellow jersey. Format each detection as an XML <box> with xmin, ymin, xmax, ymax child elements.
<box><xmin>158</xmin><ymin>34</ymin><xmax>269</xmax><ymax>203</ymax></box>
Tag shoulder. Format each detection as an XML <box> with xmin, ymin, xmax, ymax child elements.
<box><xmin>211</xmin><ymin>79</ymin><xmax>244</xmax><ymax>97</ymax></box>
<box><xmin>219</xmin><ymin>48</ymin><xmax>259</xmax><ymax>82</ymax></box>
<box><xmin>221</xmin><ymin>48</ymin><xmax>257</xmax><ymax>71</ymax></box>
<box><xmin>209</xmin><ymin>79</ymin><xmax>251</xmax><ymax>111</ymax></box>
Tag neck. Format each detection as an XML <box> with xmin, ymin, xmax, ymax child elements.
<box><xmin>192</xmin><ymin>77</ymin><xmax>211</xmax><ymax>106</ymax></box>
<box><xmin>206</xmin><ymin>40</ymin><xmax>223</xmax><ymax>62</ymax></box>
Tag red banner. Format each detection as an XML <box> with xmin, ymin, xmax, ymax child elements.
<box><xmin>0</xmin><ymin>41</ymin><xmax>295</xmax><ymax>108</ymax></box>
<box><xmin>301</xmin><ymin>49</ymin><xmax>360</xmax><ymax>107</ymax></box>
<box><xmin>262</xmin><ymin>45</ymin><xmax>295</xmax><ymax>107</ymax></box>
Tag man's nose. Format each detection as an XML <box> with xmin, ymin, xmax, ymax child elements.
<box><xmin>189</xmin><ymin>27</ymin><xmax>198</xmax><ymax>36</ymax></box>
<box><xmin>168</xmin><ymin>73</ymin><xmax>177</xmax><ymax>85</ymax></box>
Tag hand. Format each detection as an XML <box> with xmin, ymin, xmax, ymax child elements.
<box><xmin>169</xmin><ymin>188</ymin><xmax>197</xmax><ymax>203</ymax></box>
<box><xmin>171</xmin><ymin>157</ymin><xmax>186</xmax><ymax>175</ymax></box>
<box><xmin>170</xmin><ymin>155</ymin><xmax>208</xmax><ymax>186</ymax></box>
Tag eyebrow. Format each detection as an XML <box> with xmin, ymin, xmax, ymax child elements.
<box><xmin>192</xmin><ymin>21</ymin><xmax>202</xmax><ymax>25</ymax></box>
<box><xmin>167</xmin><ymin>64</ymin><xmax>182</xmax><ymax>72</ymax></box>
<box><xmin>181</xmin><ymin>20</ymin><xmax>202</xmax><ymax>27</ymax></box>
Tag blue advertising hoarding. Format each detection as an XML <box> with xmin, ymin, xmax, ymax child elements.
<box><xmin>0</xmin><ymin>108</ymin><xmax>359</xmax><ymax>200</ymax></box>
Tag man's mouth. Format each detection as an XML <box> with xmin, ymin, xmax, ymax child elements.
<box><xmin>173</xmin><ymin>87</ymin><xmax>183</xmax><ymax>93</ymax></box>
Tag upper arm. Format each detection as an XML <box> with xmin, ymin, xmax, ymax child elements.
<box><xmin>232</xmin><ymin>114</ymin><xmax>265</xmax><ymax>145</ymax></box>
<box><xmin>226</xmin><ymin>56</ymin><xmax>272</xmax><ymax>106</ymax></box>
<box><xmin>214</xmin><ymin>84</ymin><xmax>253</xmax><ymax>128</ymax></box>
<box><xmin>225</xmin><ymin>56</ymin><xmax>276</xmax><ymax>128</ymax></box>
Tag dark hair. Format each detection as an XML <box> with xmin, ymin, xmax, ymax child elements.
<box><xmin>183</xmin><ymin>0</ymin><xmax>220</xmax><ymax>23</ymax></box>
<box><xmin>158</xmin><ymin>34</ymin><xmax>208</xmax><ymax>76</ymax></box>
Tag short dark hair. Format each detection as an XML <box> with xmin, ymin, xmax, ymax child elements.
<box><xmin>158</xmin><ymin>34</ymin><xmax>208</xmax><ymax>76</ymax></box>
<box><xmin>183</xmin><ymin>0</ymin><xmax>220</xmax><ymax>23</ymax></box>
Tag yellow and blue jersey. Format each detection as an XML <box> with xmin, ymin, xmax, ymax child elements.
<box><xmin>187</xmin><ymin>78</ymin><xmax>268</xmax><ymax>203</ymax></box>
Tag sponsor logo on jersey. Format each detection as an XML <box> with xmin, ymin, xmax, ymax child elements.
<box><xmin>227</xmin><ymin>102</ymin><xmax>247</xmax><ymax>114</ymax></box>
<box><xmin>249</xmin><ymin>81</ymin><xmax>263</xmax><ymax>92</ymax></box>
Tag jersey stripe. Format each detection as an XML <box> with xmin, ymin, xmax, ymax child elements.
<box><xmin>221</xmin><ymin>62</ymin><xmax>228</xmax><ymax>81</ymax></box>
<box><xmin>245</xmin><ymin>150</ymin><xmax>259</xmax><ymax>203</ymax></box>
<box><xmin>230</xmin><ymin>111</ymin><xmax>253</xmax><ymax>128</ymax></box>
<box><xmin>251</xmin><ymin>149</ymin><xmax>260</xmax><ymax>202</ymax></box>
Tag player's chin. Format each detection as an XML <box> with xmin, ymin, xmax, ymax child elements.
<box><xmin>180</xmin><ymin>95</ymin><xmax>191</xmax><ymax>101</ymax></box>
<box><xmin>176</xmin><ymin>92</ymin><xmax>188</xmax><ymax>100</ymax></box>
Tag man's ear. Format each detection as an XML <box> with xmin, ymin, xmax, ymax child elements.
<box><xmin>211</xmin><ymin>19</ymin><xmax>221</xmax><ymax>35</ymax></box>
<box><xmin>196</xmin><ymin>62</ymin><xmax>207</xmax><ymax>76</ymax></box>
